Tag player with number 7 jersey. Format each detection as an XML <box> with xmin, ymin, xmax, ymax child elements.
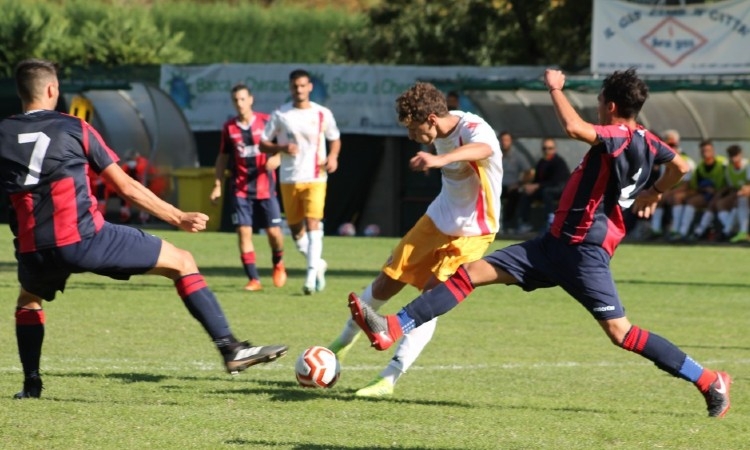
<box><xmin>0</xmin><ymin>111</ymin><xmax>117</xmax><ymax>251</ymax></box>
<box><xmin>1</xmin><ymin>59</ymin><xmax>287</xmax><ymax>400</ymax></box>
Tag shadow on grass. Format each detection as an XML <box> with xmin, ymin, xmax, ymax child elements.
<box><xmin>199</xmin><ymin>266</ymin><xmax>381</xmax><ymax>280</ymax></box>
<box><xmin>210</xmin><ymin>379</ymin><xmax>474</xmax><ymax>408</ymax></box>
<box><xmin>224</xmin><ymin>439</ymin><xmax>455</xmax><ymax>450</ymax></box>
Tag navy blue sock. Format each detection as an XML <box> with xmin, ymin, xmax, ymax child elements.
<box><xmin>16</xmin><ymin>308</ymin><xmax>45</xmax><ymax>378</ymax></box>
<box><xmin>175</xmin><ymin>274</ymin><xmax>233</xmax><ymax>343</ymax></box>
<box><xmin>621</xmin><ymin>325</ymin><xmax>701</xmax><ymax>382</ymax></box>
<box><xmin>400</xmin><ymin>266</ymin><xmax>474</xmax><ymax>331</ymax></box>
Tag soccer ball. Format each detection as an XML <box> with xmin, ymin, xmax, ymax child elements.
<box><xmin>295</xmin><ymin>346</ymin><xmax>341</xmax><ymax>388</ymax></box>
<box><xmin>338</xmin><ymin>222</ymin><xmax>356</xmax><ymax>236</ymax></box>
<box><xmin>363</xmin><ymin>224</ymin><xmax>380</xmax><ymax>237</ymax></box>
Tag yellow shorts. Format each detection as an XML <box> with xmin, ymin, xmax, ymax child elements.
<box><xmin>382</xmin><ymin>215</ymin><xmax>495</xmax><ymax>290</ymax></box>
<box><xmin>280</xmin><ymin>182</ymin><xmax>327</xmax><ymax>225</ymax></box>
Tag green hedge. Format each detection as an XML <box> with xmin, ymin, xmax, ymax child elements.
<box><xmin>0</xmin><ymin>0</ymin><xmax>364</xmax><ymax>77</ymax></box>
<box><xmin>151</xmin><ymin>2</ymin><xmax>364</xmax><ymax>64</ymax></box>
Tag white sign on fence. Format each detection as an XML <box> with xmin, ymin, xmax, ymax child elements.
<box><xmin>591</xmin><ymin>0</ymin><xmax>750</xmax><ymax>75</ymax></box>
<box><xmin>160</xmin><ymin>64</ymin><xmax>544</xmax><ymax>134</ymax></box>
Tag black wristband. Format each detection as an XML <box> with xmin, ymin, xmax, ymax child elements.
<box><xmin>652</xmin><ymin>184</ymin><xmax>664</xmax><ymax>194</ymax></box>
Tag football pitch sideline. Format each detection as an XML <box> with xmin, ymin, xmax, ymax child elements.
<box><xmin>1</xmin><ymin>229</ymin><xmax>747</xmax><ymax>449</ymax></box>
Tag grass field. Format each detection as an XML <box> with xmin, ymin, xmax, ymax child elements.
<box><xmin>0</xmin><ymin>228</ymin><xmax>748</xmax><ymax>449</ymax></box>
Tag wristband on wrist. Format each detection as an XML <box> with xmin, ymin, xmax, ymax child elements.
<box><xmin>652</xmin><ymin>184</ymin><xmax>664</xmax><ymax>194</ymax></box>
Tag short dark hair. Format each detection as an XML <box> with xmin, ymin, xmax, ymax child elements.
<box><xmin>699</xmin><ymin>139</ymin><xmax>713</xmax><ymax>147</ymax></box>
<box><xmin>498</xmin><ymin>130</ymin><xmax>512</xmax><ymax>139</ymax></box>
<box><xmin>231</xmin><ymin>83</ymin><xmax>251</xmax><ymax>95</ymax></box>
<box><xmin>600</xmin><ymin>68</ymin><xmax>648</xmax><ymax>119</ymax></box>
<box><xmin>289</xmin><ymin>69</ymin><xmax>311</xmax><ymax>82</ymax></box>
<box><xmin>15</xmin><ymin>58</ymin><xmax>57</xmax><ymax>103</ymax></box>
<box><xmin>727</xmin><ymin>144</ymin><xmax>742</xmax><ymax>157</ymax></box>
<box><xmin>396</xmin><ymin>82</ymin><xmax>449</xmax><ymax>126</ymax></box>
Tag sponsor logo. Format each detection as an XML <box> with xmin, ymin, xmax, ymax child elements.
<box><xmin>593</xmin><ymin>305</ymin><xmax>616</xmax><ymax>312</ymax></box>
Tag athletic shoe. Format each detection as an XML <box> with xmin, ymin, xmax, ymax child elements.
<box><xmin>730</xmin><ymin>231</ymin><xmax>748</xmax><ymax>243</ymax></box>
<box><xmin>302</xmin><ymin>284</ymin><xmax>315</xmax><ymax>295</ymax></box>
<box><xmin>355</xmin><ymin>376</ymin><xmax>394</xmax><ymax>397</ymax></box>
<box><xmin>327</xmin><ymin>333</ymin><xmax>361</xmax><ymax>362</ymax></box>
<box><xmin>224</xmin><ymin>341</ymin><xmax>288</xmax><ymax>375</ymax></box>
<box><xmin>272</xmin><ymin>262</ymin><xmax>287</xmax><ymax>288</ymax></box>
<box><xmin>347</xmin><ymin>292</ymin><xmax>402</xmax><ymax>351</ymax></box>
<box><xmin>14</xmin><ymin>374</ymin><xmax>43</xmax><ymax>399</ymax></box>
<box><xmin>703</xmin><ymin>371</ymin><xmax>732</xmax><ymax>418</ymax></box>
<box><xmin>316</xmin><ymin>259</ymin><xmax>327</xmax><ymax>292</ymax></box>
<box><xmin>244</xmin><ymin>279</ymin><xmax>262</xmax><ymax>291</ymax></box>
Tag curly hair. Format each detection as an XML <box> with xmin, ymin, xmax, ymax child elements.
<box><xmin>395</xmin><ymin>82</ymin><xmax>449</xmax><ymax>126</ymax></box>
<box><xmin>600</xmin><ymin>68</ymin><xmax>648</xmax><ymax>120</ymax></box>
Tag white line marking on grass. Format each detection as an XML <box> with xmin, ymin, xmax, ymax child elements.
<box><xmin>1</xmin><ymin>358</ymin><xmax>748</xmax><ymax>373</ymax></box>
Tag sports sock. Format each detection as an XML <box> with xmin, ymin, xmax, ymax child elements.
<box><xmin>272</xmin><ymin>249</ymin><xmax>283</xmax><ymax>266</ymax></box>
<box><xmin>295</xmin><ymin>232</ymin><xmax>309</xmax><ymax>257</ymax></box>
<box><xmin>650</xmin><ymin>207</ymin><xmax>664</xmax><ymax>233</ymax></box>
<box><xmin>387</xmin><ymin>317</ymin><xmax>438</xmax><ymax>380</ymax></box>
<box><xmin>621</xmin><ymin>325</ymin><xmax>708</xmax><ymax>384</ymax></box>
<box><xmin>679</xmin><ymin>205</ymin><xmax>695</xmax><ymax>236</ymax></box>
<box><xmin>670</xmin><ymin>204</ymin><xmax>684</xmax><ymax>233</ymax></box>
<box><xmin>175</xmin><ymin>273</ymin><xmax>232</xmax><ymax>343</ymax></box>
<box><xmin>240</xmin><ymin>251</ymin><xmax>260</xmax><ymax>280</ymax></box>
<box><xmin>717</xmin><ymin>210</ymin><xmax>731</xmax><ymax>234</ymax></box>
<box><xmin>738</xmin><ymin>197</ymin><xmax>749</xmax><ymax>233</ymax></box>
<box><xmin>399</xmin><ymin>266</ymin><xmax>474</xmax><ymax>332</ymax></box>
<box><xmin>15</xmin><ymin>308</ymin><xmax>45</xmax><ymax>378</ymax></box>
<box><xmin>305</xmin><ymin>229</ymin><xmax>324</xmax><ymax>287</ymax></box>
<box><xmin>694</xmin><ymin>211</ymin><xmax>713</xmax><ymax>236</ymax></box>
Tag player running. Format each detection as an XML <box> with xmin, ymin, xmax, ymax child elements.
<box><xmin>348</xmin><ymin>68</ymin><xmax>732</xmax><ymax>418</ymax></box>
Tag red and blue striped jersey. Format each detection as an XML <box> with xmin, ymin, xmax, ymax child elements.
<box><xmin>550</xmin><ymin>124</ymin><xmax>676</xmax><ymax>256</ymax></box>
<box><xmin>0</xmin><ymin>110</ymin><xmax>119</xmax><ymax>253</ymax></box>
<box><xmin>220</xmin><ymin>113</ymin><xmax>276</xmax><ymax>200</ymax></box>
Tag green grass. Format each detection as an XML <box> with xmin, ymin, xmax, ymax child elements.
<box><xmin>0</xmin><ymin>228</ymin><xmax>748</xmax><ymax>449</ymax></box>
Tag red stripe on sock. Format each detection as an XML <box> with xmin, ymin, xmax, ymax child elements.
<box><xmin>16</xmin><ymin>308</ymin><xmax>45</xmax><ymax>325</ymax></box>
<box><xmin>445</xmin><ymin>266</ymin><xmax>474</xmax><ymax>303</ymax></box>
<box><xmin>695</xmin><ymin>369</ymin><xmax>717</xmax><ymax>393</ymax></box>
<box><xmin>622</xmin><ymin>326</ymin><xmax>649</xmax><ymax>352</ymax></box>
<box><xmin>241</xmin><ymin>252</ymin><xmax>256</xmax><ymax>264</ymax></box>
<box><xmin>175</xmin><ymin>273</ymin><xmax>207</xmax><ymax>298</ymax></box>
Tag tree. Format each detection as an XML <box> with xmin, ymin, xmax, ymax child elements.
<box><xmin>330</xmin><ymin>0</ymin><xmax>593</xmax><ymax>70</ymax></box>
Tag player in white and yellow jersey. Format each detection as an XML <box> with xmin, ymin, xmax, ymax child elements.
<box><xmin>722</xmin><ymin>145</ymin><xmax>750</xmax><ymax>243</ymax></box>
<box><xmin>328</xmin><ymin>82</ymin><xmax>503</xmax><ymax>397</ymax></box>
<box><xmin>261</xmin><ymin>69</ymin><xmax>341</xmax><ymax>295</ymax></box>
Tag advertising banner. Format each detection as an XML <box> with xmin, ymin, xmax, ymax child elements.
<box><xmin>160</xmin><ymin>64</ymin><xmax>543</xmax><ymax>134</ymax></box>
<box><xmin>591</xmin><ymin>0</ymin><xmax>750</xmax><ymax>75</ymax></box>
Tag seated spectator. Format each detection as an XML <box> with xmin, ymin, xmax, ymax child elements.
<box><xmin>649</xmin><ymin>129</ymin><xmax>695</xmax><ymax>239</ymax></box>
<box><xmin>672</xmin><ymin>140</ymin><xmax>726</xmax><ymax>241</ymax></box>
<box><xmin>517</xmin><ymin>138</ymin><xmax>570</xmax><ymax>233</ymax></box>
<box><xmin>498</xmin><ymin>131</ymin><xmax>533</xmax><ymax>234</ymax></box>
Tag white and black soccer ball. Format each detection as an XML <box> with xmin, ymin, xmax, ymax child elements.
<box><xmin>295</xmin><ymin>346</ymin><xmax>341</xmax><ymax>388</ymax></box>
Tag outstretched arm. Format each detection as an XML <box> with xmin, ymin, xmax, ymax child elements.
<box><xmin>101</xmin><ymin>163</ymin><xmax>208</xmax><ymax>232</ymax></box>
<box><xmin>409</xmin><ymin>142</ymin><xmax>492</xmax><ymax>171</ymax></box>
<box><xmin>545</xmin><ymin>69</ymin><xmax>599</xmax><ymax>146</ymax></box>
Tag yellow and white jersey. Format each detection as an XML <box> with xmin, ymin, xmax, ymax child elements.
<box><xmin>262</xmin><ymin>102</ymin><xmax>340</xmax><ymax>184</ymax></box>
<box><xmin>426</xmin><ymin>111</ymin><xmax>503</xmax><ymax>237</ymax></box>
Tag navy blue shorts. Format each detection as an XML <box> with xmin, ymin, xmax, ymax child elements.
<box><xmin>17</xmin><ymin>222</ymin><xmax>162</xmax><ymax>301</ymax></box>
<box><xmin>230</xmin><ymin>196</ymin><xmax>282</xmax><ymax>229</ymax></box>
<box><xmin>484</xmin><ymin>233</ymin><xmax>625</xmax><ymax>320</ymax></box>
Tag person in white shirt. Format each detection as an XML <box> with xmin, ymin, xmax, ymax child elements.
<box><xmin>328</xmin><ymin>82</ymin><xmax>503</xmax><ymax>397</ymax></box>
<box><xmin>260</xmin><ymin>69</ymin><xmax>341</xmax><ymax>295</ymax></box>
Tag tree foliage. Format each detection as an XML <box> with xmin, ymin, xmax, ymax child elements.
<box><xmin>329</xmin><ymin>0</ymin><xmax>592</xmax><ymax>70</ymax></box>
